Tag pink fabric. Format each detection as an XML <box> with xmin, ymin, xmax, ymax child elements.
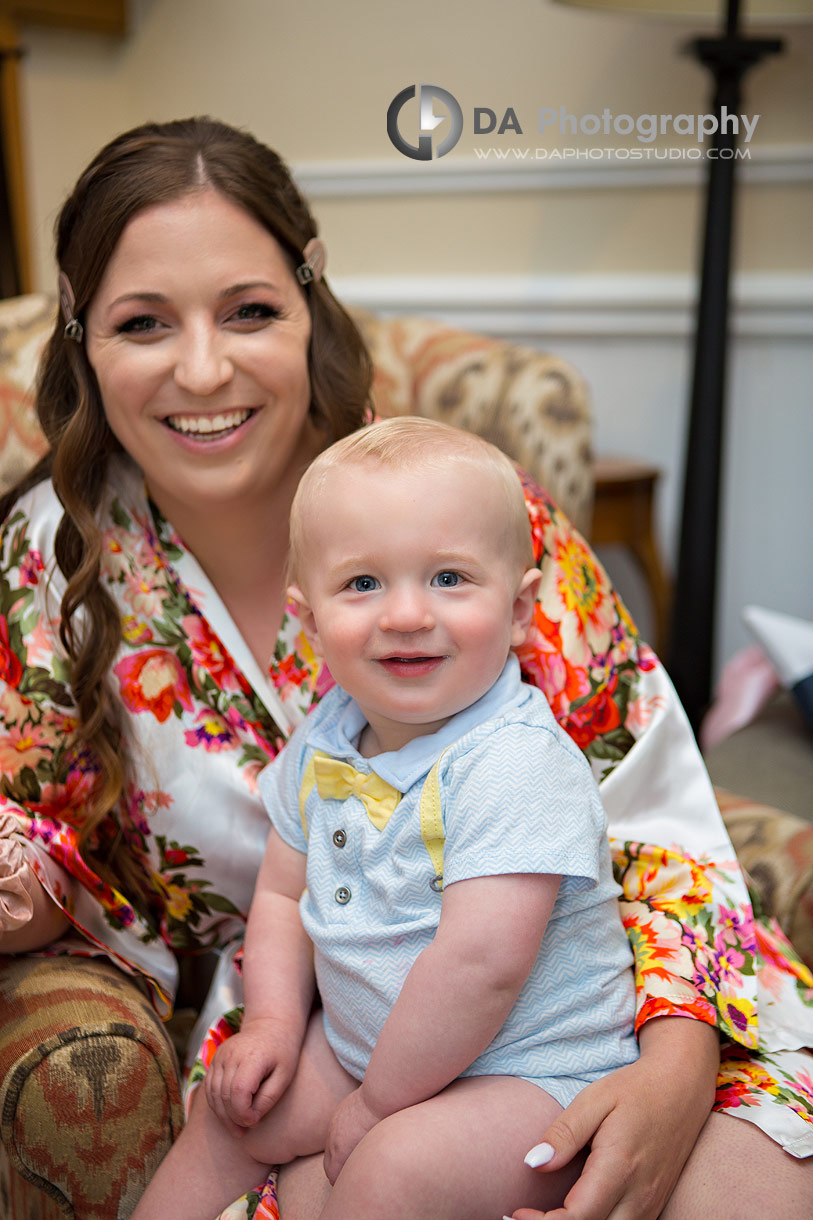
<box><xmin>700</xmin><ymin>644</ymin><xmax>780</xmax><ymax>754</ymax></box>
<box><xmin>0</xmin><ymin>813</ymin><xmax>34</xmax><ymax>930</ymax></box>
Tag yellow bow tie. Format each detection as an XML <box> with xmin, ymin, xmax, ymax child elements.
<box><xmin>312</xmin><ymin>753</ymin><xmax>402</xmax><ymax>830</ymax></box>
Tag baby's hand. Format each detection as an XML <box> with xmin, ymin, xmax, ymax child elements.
<box><xmin>323</xmin><ymin>1087</ymin><xmax>383</xmax><ymax>1184</ymax></box>
<box><xmin>0</xmin><ymin>814</ymin><xmax>34</xmax><ymax>933</ymax></box>
<box><xmin>205</xmin><ymin>1017</ymin><xmax>301</xmax><ymax>1134</ymax></box>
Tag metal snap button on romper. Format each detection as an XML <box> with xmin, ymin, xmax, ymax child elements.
<box><xmin>332</xmin><ymin>829</ymin><xmax>347</xmax><ymax>848</ymax></box>
<box><xmin>334</xmin><ymin>886</ymin><xmax>351</xmax><ymax>905</ymax></box>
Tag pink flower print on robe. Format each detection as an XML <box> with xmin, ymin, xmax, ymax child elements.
<box><xmin>114</xmin><ymin>650</ymin><xmax>194</xmax><ymax>723</ymax></box>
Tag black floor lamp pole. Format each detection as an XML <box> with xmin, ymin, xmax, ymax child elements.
<box><xmin>667</xmin><ymin>0</ymin><xmax>781</xmax><ymax>734</ymax></box>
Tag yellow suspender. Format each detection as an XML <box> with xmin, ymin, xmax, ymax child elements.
<box><xmin>298</xmin><ymin>748</ymin><xmax>447</xmax><ymax>891</ymax></box>
<box><xmin>419</xmin><ymin>752</ymin><xmax>447</xmax><ymax>893</ymax></box>
<box><xmin>298</xmin><ymin>751</ymin><xmax>324</xmax><ymax>840</ymax></box>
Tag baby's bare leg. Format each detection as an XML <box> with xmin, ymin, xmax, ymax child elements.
<box><xmin>240</xmin><ymin>1012</ymin><xmax>357</xmax><ymax>1164</ymax></box>
<box><xmin>321</xmin><ymin>1075</ymin><xmax>586</xmax><ymax>1220</ymax></box>
<box><xmin>131</xmin><ymin>1012</ymin><xmax>356</xmax><ymax>1220</ymax></box>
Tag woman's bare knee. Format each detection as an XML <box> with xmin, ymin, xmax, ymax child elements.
<box><xmin>663</xmin><ymin>1112</ymin><xmax>813</xmax><ymax>1220</ymax></box>
<box><xmin>276</xmin><ymin>1155</ymin><xmax>333</xmax><ymax>1220</ymax></box>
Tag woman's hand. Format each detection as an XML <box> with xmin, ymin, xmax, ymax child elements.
<box><xmin>322</xmin><ymin>1086</ymin><xmax>382</xmax><ymax>1185</ymax></box>
<box><xmin>508</xmin><ymin>1017</ymin><xmax>719</xmax><ymax>1220</ymax></box>
<box><xmin>205</xmin><ymin>1016</ymin><xmax>302</xmax><ymax>1134</ymax></box>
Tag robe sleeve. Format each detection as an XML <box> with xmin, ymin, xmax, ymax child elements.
<box><xmin>0</xmin><ymin>493</ymin><xmax>177</xmax><ymax>1014</ymax></box>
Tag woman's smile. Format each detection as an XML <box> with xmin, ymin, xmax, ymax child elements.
<box><xmin>163</xmin><ymin>408</ymin><xmax>255</xmax><ymax>440</ymax></box>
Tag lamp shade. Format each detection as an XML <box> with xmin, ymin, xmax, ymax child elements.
<box><xmin>551</xmin><ymin>0</ymin><xmax>812</xmax><ymax>20</ymax></box>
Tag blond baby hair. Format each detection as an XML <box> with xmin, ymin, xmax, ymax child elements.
<box><xmin>289</xmin><ymin>416</ymin><xmax>535</xmax><ymax>587</ymax></box>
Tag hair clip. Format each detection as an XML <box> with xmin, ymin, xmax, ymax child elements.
<box><xmin>58</xmin><ymin>270</ymin><xmax>84</xmax><ymax>343</ymax></box>
<box><xmin>295</xmin><ymin>237</ymin><xmax>326</xmax><ymax>286</ymax></box>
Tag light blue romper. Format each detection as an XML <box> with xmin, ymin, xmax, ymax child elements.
<box><xmin>259</xmin><ymin>656</ymin><xmax>638</xmax><ymax>1107</ymax></box>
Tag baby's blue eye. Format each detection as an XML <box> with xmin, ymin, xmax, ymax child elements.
<box><xmin>432</xmin><ymin>571</ymin><xmax>461</xmax><ymax>588</ymax></box>
<box><xmin>350</xmin><ymin>575</ymin><xmax>379</xmax><ymax>593</ymax></box>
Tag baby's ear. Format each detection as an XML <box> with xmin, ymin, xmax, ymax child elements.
<box><xmin>511</xmin><ymin>568</ymin><xmax>542</xmax><ymax>648</ymax></box>
<box><xmin>286</xmin><ymin>584</ymin><xmax>321</xmax><ymax>651</ymax></box>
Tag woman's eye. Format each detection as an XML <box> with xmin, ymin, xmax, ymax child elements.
<box><xmin>432</xmin><ymin>571</ymin><xmax>461</xmax><ymax>588</ymax></box>
<box><xmin>349</xmin><ymin>575</ymin><xmax>379</xmax><ymax>593</ymax></box>
<box><xmin>231</xmin><ymin>302</ymin><xmax>281</xmax><ymax>325</ymax></box>
<box><xmin>117</xmin><ymin>315</ymin><xmax>161</xmax><ymax>335</ymax></box>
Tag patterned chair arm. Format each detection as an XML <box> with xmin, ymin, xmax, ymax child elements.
<box><xmin>0</xmin><ymin>294</ymin><xmax>53</xmax><ymax>495</ymax></box>
<box><xmin>350</xmin><ymin>310</ymin><xmax>594</xmax><ymax>535</ymax></box>
<box><xmin>0</xmin><ymin>954</ymin><xmax>184</xmax><ymax>1219</ymax></box>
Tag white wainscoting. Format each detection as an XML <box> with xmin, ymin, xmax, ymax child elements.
<box><xmin>295</xmin><ymin>143</ymin><xmax>813</xmax><ymax>198</ymax></box>
<box><xmin>332</xmin><ymin>270</ymin><xmax>813</xmax><ymax>677</ymax></box>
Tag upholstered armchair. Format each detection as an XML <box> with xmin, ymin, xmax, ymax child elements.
<box><xmin>351</xmin><ymin>308</ymin><xmax>594</xmax><ymax>536</ymax></box>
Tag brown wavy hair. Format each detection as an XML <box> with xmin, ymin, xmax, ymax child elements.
<box><xmin>0</xmin><ymin>117</ymin><xmax>371</xmax><ymax>904</ymax></box>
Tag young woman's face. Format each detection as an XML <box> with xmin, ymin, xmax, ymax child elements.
<box><xmin>85</xmin><ymin>189</ymin><xmax>319</xmax><ymax>523</ymax></box>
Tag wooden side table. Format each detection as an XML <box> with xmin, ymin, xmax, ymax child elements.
<box><xmin>590</xmin><ymin>456</ymin><xmax>672</xmax><ymax>656</ymax></box>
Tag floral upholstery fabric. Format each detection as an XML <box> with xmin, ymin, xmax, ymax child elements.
<box><xmin>0</xmin><ymin>953</ymin><xmax>183</xmax><ymax>1218</ymax></box>
<box><xmin>351</xmin><ymin>309</ymin><xmax>594</xmax><ymax>534</ymax></box>
<box><xmin>0</xmin><ymin>295</ymin><xmax>51</xmax><ymax>491</ymax></box>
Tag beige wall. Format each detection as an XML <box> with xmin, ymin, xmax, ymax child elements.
<box><xmin>17</xmin><ymin>0</ymin><xmax>813</xmax><ymax>291</ymax></box>
<box><xmin>10</xmin><ymin>0</ymin><xmax>813</xmax><ymax>671</ymax></box>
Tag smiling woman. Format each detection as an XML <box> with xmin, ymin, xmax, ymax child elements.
<box><xmin>84</xmin><ymin>190</ymin><xmax>319</xmax><ymax>551</ymax></box>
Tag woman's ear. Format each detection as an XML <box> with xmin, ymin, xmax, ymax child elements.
<box><xmin>510</xmin><ymin>568</ymin><xmax>542</xmax><ymax>648</ymax></box>
<box><xmin>286</xmin><ymin>584</ymin><xmax>321</xmax><ymax>653</ymax></box>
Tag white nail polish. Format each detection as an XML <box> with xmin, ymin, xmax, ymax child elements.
<box><xmin>524</xmin><ymin>1141</ymin><xmax>555</xmax><ymax>1168</ymax></box>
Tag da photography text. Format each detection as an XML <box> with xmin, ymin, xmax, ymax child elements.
<box><xmin>387</xmin><ymin>84</ymin><xmax>760</xmax><ymax>161</ymax></box>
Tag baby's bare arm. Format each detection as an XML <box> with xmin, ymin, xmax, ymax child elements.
<box><xmin>324</xmin><ymin>872</ymin><xmax>559</xmax><ymax>1181</ymax></box>
<box><xmin>206</xmin><ymin>828</ymin><xmax>313</xmax><ymax>1130</ymax></box>
<box><xmin>365</xmin><ymin>872</ymin><xmax>559</xmax><ymax>1109</ymax></box>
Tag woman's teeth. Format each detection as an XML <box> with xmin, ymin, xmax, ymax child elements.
<box><xmin>166</xmin><ymin>409</ymin><xmax>252</xmax><ymax>438</ymax></box>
